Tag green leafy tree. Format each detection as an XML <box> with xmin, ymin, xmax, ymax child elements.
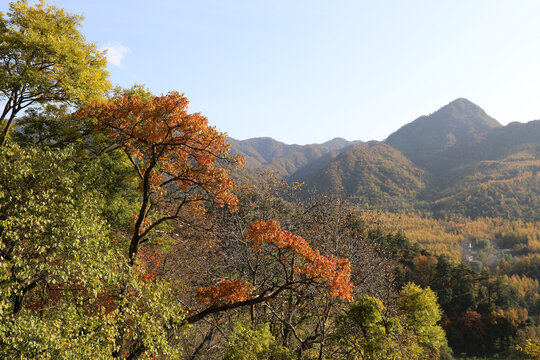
<box><xmin>334</xmin><ymin>285</ymin><xmax>447</xmax><ymax>360</ymax></box>
<box><xmin>0</xmin><ymin>143</ymin><xmax>119</xmax><ymax>357</ymax></box>
<box><xmin>0</xmin><ymin>0</ymin><xmax>110</xmax><ymax>145</ymax></box>
<box><xmin>400</xmin><ymin>283</ymin><xmax>447</xmax><ymax>358</ymax></box>
<box><xmin>0</xmin><ymin>143</ymin><xmax>186</xmax><ymax>359</ymax></box>
<box><xmin>223</xmin><ymin>322</ymin><xmax>293</xmax><ymax>360</ymax></box>
<box><xmin>335</xmin><ymin>295</ymin><xmax>399</xmax><ymax>360</ymax></box>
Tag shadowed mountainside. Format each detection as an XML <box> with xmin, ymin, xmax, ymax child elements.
<box><xmin>386</xmin><ymin>98</ymin><xmax>502</xmax><ymax>167</ymax></box>
<box><xmin>228</xmin><ymin>99</ymin><xmax>540</xmax><ymax>220</ymax></box>
<box><xmin>300</xmin><ymin>142</ymin><xmax>427</xmax><ymax>210</ymax></box>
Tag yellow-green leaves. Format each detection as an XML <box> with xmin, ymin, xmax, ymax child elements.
<box><xmin>0</xmin><ymin>143</ymin><xmax>118</xmax><ymax>358</ymax></box>
<box><xmin>400</xmin><ymin>282</ymin><xmax>446</xmax><ymax>351</ymax></box>
<box><xmin>0</xmin><ymin>0</ymin><xmax>110</xmax><ymax>145</ymax></box>
<box><xmin>334</xmin><ymin>285</ymin><xmax>447</xmax><ymax>360</ymax></box>
<box><xmin>223</xmin><ymin>322</ymin><xmax>294</xmax><ymax>360</ymax></box>
<box><xmin>335</xmin><ymin>296</ymin><xmax>398</xmax><ymax>360</ymax></box>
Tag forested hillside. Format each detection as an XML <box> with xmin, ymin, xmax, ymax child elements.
<box><xmin>231</xmin><ymin>99</ymin><xmax>540</xmax><ymax>221</ymax></box>
<box><xmin>228</xmin><ymin>136</ymin><xmax>364</xmax><ymax>177</ymax></box>
<box><xmin>1</xmin><ymin>2</ymin><xmax>539</xmax><ymax>359</ymax></box>
<box><xmin>299</xmin><ymin>142</ymin><xmax>427</xmax><ymax>209</ymax></box>
<box><xmin>229</xmin><ymin>98</ymin><xmax>540</xmax><ymax>359</ymax></box>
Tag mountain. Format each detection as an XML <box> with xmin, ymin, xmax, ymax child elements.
<box><xmin>228</xmin><ymin>99</ymin><xmax>540</xmax><ymax>221</ymax></box>
<box><xmin>386</xmin><ymin>98</ymin><xmax>502</xmax><ymax>167</ymax></box>
<box><xmin>301</xmin><ymin>142</ymin><xmax>426</xmax><ymax>209</ymax></box>
<box><xmin>426</xmin><ymin>120</ymin><xmax>540</xmax><ymax>177</ymax></box>
<box><xmin>228</xmin><ymin>136</ymin><xmax>364</xmax><ymax>177</ymax></box>
<box><xmin>425</xmin><ymin>120</ymin><xmax>540</xmax><ymax>219</ymax></box>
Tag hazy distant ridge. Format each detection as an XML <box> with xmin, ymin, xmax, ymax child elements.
<box><xmin>385</xmin><ymin>98</ymin><xmax>502</xmax><ymax>167</ymax></box>
<box><xmin>228</xmin><ymin>99</ymin><xmax>540</xmax><ymax>220</ymax></box>
<box><xmin>228</xmin><ymin>136</ymin><xmax>365</xmax><ymax>177</ymax></box>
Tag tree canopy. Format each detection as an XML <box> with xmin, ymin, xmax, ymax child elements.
<box><xmin>2</xmin><ymin>1</ymin><xmax>537</xmax><ymax>359</ymax></box>
<box><xmin>0</xmin><ymin>0</ymin><xmax>110</xmax><ymax>145</ymax></box>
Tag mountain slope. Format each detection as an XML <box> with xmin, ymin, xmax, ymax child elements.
<box><xmin>425</xmin><ymin>120</ymin><xmax>540</xmax><ymax>220</ymax></box>
<box><xmin>228</xmin><ymin>136</ymin><xmax>364</xmax><ymax>177</ymax></box>
<box><xmin>228</xmin><ymin>99</ymin><xmax>540</xmax><ymax>221</ymax></box>
<box><xmin>426</xmin><ymin>120</ymin><xmax>540</xmax><ymax>178</ymax></box>
<box><xmin>303</xmin><ymin>142</ymin><xmax>427</xmax><ymax>209</ymax></box>
<box><xmin>386</xmin><ymin>98</ymin><xmax>502</xmax><ymax>167</ymax></box>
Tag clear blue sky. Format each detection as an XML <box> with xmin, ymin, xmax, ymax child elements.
<box><xmin>7</xmin><ymin>1</ymin><xmax>540</xmax><ymax>144</ymax></box>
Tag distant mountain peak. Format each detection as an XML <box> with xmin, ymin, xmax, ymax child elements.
<box><xmin>431</xmin><ymin>98</ymin><xmax>499</xmax><ymax>124</ymax></box>
<box><xmin>447</xmin><ymin>97</ymin><xmax>477</xmax><ymax>106</ymax></box>
<box><xmin>321</xmin><ymin>137</ymin><xmax>353</xmax><ymax>150</ymax></box>
<box><xmin>227</xmin><ymin>136</ymin><xmax>362</xmax><ymax>177</ymax></box>
<box><xmin>385</xmin><ymin>99</ymin><xmax>501</xmax><ymax>166</ymax></box>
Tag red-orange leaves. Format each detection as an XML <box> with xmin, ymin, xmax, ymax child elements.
<box><xmin>136</xmin><ymin>247</ymin><xmax>164</xmax><ymax>282</ymax></box>
<box><xmin>245</xmin><ymin>220</ymin><xmax>354</xmax><ymax>301</ymax></box>
<box><xmin>75</xmin><ymin>91</ymin><xmax>240</xmax><ymax>263</ymax></box>
<box><xmin>74</xmin><ymin>91</ymin><xmax>238</xmax><ymax>211</ymax></box>
<box><xmin>196</xmin><ymin>278</ymin><xmax>253</xmax><ymax>305</ymax></box>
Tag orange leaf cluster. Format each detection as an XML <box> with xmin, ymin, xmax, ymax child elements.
<box><xmin>196</xmin><ymin>278</ymin><xmax>253</xmax><ymax>306</ymax></box>
<box><xmin>460</xmin><ymin>310</ymin><xmax>486</xmax><ymax>335</ymax></box>
<box><xmin>74</xmin><ymin>91</ymin><xmax>238</xmax><ymax>209</ymax></box>
<box><xmin>245</xmin><ymin>220</ymin><xmax>354</xmax><ymax>301</ymax></box>
<box><xmin>137</xmin><ymin>247</ymin><xmax>164</xmax><ymax>282</ymax></box>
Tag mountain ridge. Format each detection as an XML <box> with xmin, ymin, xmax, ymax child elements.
<box><xmin>385</xmin><ymin>98</ymin><xmax>502</xmax><ymax>167</ymax></box>
<box><xmin>229</xmin><ymin>99</ymin><xmax>540</xmax><ymax>220</ymax></box>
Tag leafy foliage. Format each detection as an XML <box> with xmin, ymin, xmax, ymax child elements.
<box><xmin>335</xmin><ymin>295</ymin><xmax>400</xmax><ymax>359</ymax></box>
<box><xmin>0</xmin><ymin>0</ymin><xmax>110</xmax><ymax>145</ymax></box>
<box><xmin>335</xmin><ymin>284</ymin><xmax>446</xmax><ymax>360</ymax></box>
<box><xmin>223</xmin><ymin>322</ymin><xmax>293</xmax><ymax>360</ymax></box>
<box><xmin>0</xmin><ymin>143</ymin><xmax>117</xmax><ymax>357</ymax></box>
<box><xmin>74</xmin><ymin>89</ymin><xmax>239</xmax><ymax>264</ymax></box>
<box><xmin>400</xmin><ymin>283</ymin><xmax>446</xmax><ymax>353</ymax></box>
<box><xmin>245</xmin><ymin>219</ymin><xmax>353</xmax><ymax>301</ymax></box>
<box><xmin>517</xmin><ymin>338</ymin><xmax>540</xmax><ymax>360</ymax></box>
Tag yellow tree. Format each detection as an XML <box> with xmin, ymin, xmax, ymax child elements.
<box><xmin>0</xmin><ymin>0</ymin><xmax>110</xmax><ymax>145</ymax></box>
<box><xmin>517</xmin><ymin>339</ymin><xmax>540</xmax><ymax>360</ymax></box>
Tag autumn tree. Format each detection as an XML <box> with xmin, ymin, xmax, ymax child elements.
<box><xmin>334</xmin><ymin>284</ymin><xmax>446</xmax><ymax>360</ymax></box>
<box><xmin>0</xmin><ymin>87</ymin><xmax>241</xmax><ymax>357</ymax></box>
<box><xmin>70</xmin><ymin>88</ymin><xmax>248</xmax><ymax>358</ymax></box>
<box><xmin>173</xmin><ymin>215</ymin><xmax>355</xmax><ymax>358</ymax></box>
<box><xmin>173</xmin><ymin>177</ymin><xmax>396</xmax><ymax>359</ymax></box>
<box><xmin>74</xmin><ymin>89</ymin><xmax>239</xmax><ymax>265</ymax></box>
<box><xmin>399</xmin><ymin>283</ymin><xmax>447</xmax><ymax>358</ymax></box>
<box><xmin>190</xmin><ymin>219</ymin><xmax>353</xmax><ymax>318</ymax></box>
<box><xmin>0</xmin><ymin>0</ymin><xmax>110</xmax><ymax>146</ymax></box>
<box><xmin>335</xmin><ymin>295</ymin><xmax>398</xmax><ymax>360</ymax></box>
<box><xmin>517</xmin><ymin>338</ymin><xmax>540</xmax><ymax>360</ymax></box>
<box><xmin>222</xmin><ymin>322</ymin><xmax>293</xmax><ymax>360</ymax></box>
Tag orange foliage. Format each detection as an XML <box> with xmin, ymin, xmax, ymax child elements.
<box><xmin>460</xmin><ymin>310</ymin><xmax>485</xmax><ymax>335</ymax></box>
<box><xmin>196</xmin><ymin>278</ymin><xmax>253</xmax><ymax>306</ymax></box>
<box><xmin>137</xmin><ymin>247</ymin><xmax>164</xmax><ymax>282</ymax></box>
<box><xmin>74</xmin><ymin>91</ymin><xmax>239</xmax><ymax>213</ymax></box>
<box><xmin>245</xmin><ymin>220</ymin><xmax>354</xmax><ymax>301</ymax></box>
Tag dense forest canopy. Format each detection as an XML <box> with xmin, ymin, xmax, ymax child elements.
<box><xmin>0</xmin><ymin>1</ymin><xmax>539</xmax><ymax>359</ymax></box>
